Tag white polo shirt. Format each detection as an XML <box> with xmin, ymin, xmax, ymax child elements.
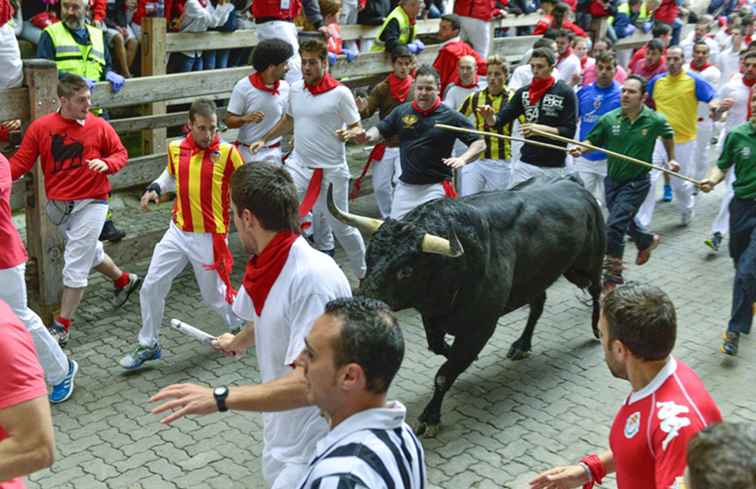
<box><xmin>227</xmin><ymin>75</ymin><xmax>290</xmax><ymax>148</ymax></box>
<box><xmin>556</xmin><ymin>53</ymin><xmax>582</xmax><ymax>86</ymax></box>
<box><xmin>232</xmin><ymin>237</ymin><xmax>352</xmax><ymax>472</ymax></box>
<box><xmin>718</xmin><ymin>73</ymin><xmax>752</xmax><ymax>132</ymax></box>
<box><xmin>287</xmin><ymin>81</ymin><xmax>361</xmax><ymax>170</ymax></box>
<box><xmin>443</xmin><ymin>81</ymin><xmax>485</xmax><ymax>111</ymax></box>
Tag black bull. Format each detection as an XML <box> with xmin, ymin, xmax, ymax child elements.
<box><xmin>328</xmin><ymin>175</ymin><xmax>606</xmax><ymax>437</ymax></box>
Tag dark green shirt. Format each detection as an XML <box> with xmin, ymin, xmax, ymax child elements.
<box><xmin>717</xmin><ymin>121</ymin><xmax>756</xmax><ymax>200</ymax></box>
<box><xmin>586</xmin><ymin>106</ymin><xmax>675</xmax><ymax>183</ymax></box>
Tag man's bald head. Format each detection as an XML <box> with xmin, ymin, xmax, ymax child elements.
<box><xmin>458</xmin><ymin>56</ymin><xmax>477</xmax><ymax>85</ymax></box>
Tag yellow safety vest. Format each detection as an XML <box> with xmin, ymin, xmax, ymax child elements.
<box><xmin>44</xmin><ymin>22</ymin><xmax>105</xmax><ymax>81</ymax></box>
<box><xmin>371</xmin><ymin>6</ymin><xmax>415</xmax><ymax>53</ymax></box>
<box><xmin>611</xmin><ymin>2</ymin><xmax>650</xmax><ymax>26</ymax></box>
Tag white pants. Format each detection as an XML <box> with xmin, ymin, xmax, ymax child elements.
<box><xmin>138</xmin><ymin>222</ymin><xmax>241</xmax><ymax>348</ymax></box>
<box><xmin>372</xmin><ymin>147</ymin><xmax>402</xmax><ymax>219</ymax></box>
<box><xmin>255</xmin><ymin>21</ymin><xmax>301</xmax><ymax>84</ymax></box>
<box><xmin>0</xmin><ymin>22</ymin><xmax>23</xmax><ymax>89</ymax></box>
<box><xmin>390</xmin><ymin>181</ymin><xmax>447</xmax><ymax>220</ymax></box>
<box><xmin>263</xmin><ymin>452</ymin><xmax>309</xmax><ymax>489</ymax></box>
<box><xmin>239</xmin><ymin>144</ymin><xmax>283</xmax><ymax>166</ymax></box>
<box><xmin>693</xmin><ymin>120</ymin><xmax>714</xmax><ymax>182</ymax></box>
<box><xmin>574</xmin><ymin>156</ymin><xmax>607</xmax><ymax>208</ymax></box>
<box><xmin>56</xmin><ymin>200</ymin><xmax>107</xmax><ymax>288</ymax></box>
<box><xmin>0</xmin><ymin>263</ymin><xmax>68</xmax><ymax>385</ymax></box>
<box><xmin>339</xmin><ymin>0</ymin><xmax>360</xmax><ymax>52</ymax></box>
<box><xmin>511</xmin><ymin>161</ymin><xmax>566</xmax><ymax>187</ymax></box>
<box><xmin>286</xmin><ymin>156</ymin><xmax>367</xmax><ymax>278</ymax></box>
<box><xmin>460</xmin><ymin>158</ymin><xmax>512</xmax><ymax>196</ymax></box>
<box><xmin>635</xmin><ymin>140</ymin><xmax>696</xmax><ymax>229</ymax></box>
<box><xmin>711</xmin><ymin>168</ymin><xmax>735</xmax><ymax>236</ymax></box>
<box><xmin>458</xmin><ymin>16</ymin><xmax>491</xmax><ymax>58</ymax></box>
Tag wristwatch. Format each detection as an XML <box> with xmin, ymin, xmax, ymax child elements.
<box><xmin>213</xmin><ymin>386</ymin><xmax>229</xmax><ymax>412</ymax></box>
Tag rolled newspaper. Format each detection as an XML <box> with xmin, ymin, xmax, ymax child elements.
<box><xmin>170</xmin><ymin>319</ymin><xmax>216</xmax><ymax>346</ymax></box>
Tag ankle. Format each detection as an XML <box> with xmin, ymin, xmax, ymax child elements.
<box><xmin>56</xmin><ymin>316</ymin><xmax>72</xmax><ymax>330</ymax></box>
<box><xmin>114</xmin><ymin>272</ymin><xmax>130</xmax><ymax>289</ymax></box>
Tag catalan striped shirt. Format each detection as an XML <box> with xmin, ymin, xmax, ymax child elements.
<box><xmin>296</xmin><ymin>401</ymin><xmax>426</xmax><ymax>489</ymax></box>
<box><xmin>459</xmin><ymin>88</ymin><xmax>514</xmax><ymax>161</ymax></box>
<box><xmin>167</xmin><ymin>136</ymin><xmax>244</xmax><ymax>234</ymax></box>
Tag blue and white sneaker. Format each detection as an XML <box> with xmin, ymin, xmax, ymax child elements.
<box><xmin>50</xmin><ymin>359</ymin><xmax>78</xmax><ymax>404</ymax></box>
<box><xmin>120</xmin><ymin>343</ymin><xmax>161</xmax><ymax>370</ymax></box>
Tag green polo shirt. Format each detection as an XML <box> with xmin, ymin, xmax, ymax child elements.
<box><xmin>718</xmin><ymin>121</ymin><xmax>756</xmax><ymax>200</ymax></box>
<box><xmin>586</xmin><ymin>106</ymin><xmax>675</xmax><ymax>183</ymax></box>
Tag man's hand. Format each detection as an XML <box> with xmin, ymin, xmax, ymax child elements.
<box><xmin>212</xmin><ymin>333</ymin><xmax>247</xmax><ymax>357</ymax></box>
<box><xmin>336</xmin><ymin>127</ymin><xmax>367</xmax><ymax>143</ymax></box>
<box><xmin>719</xmin><ymin>97</ymin><xmax>735</xmax><ymax>111</ymax></box>
<box><xmin>698</xmin><ymin>179</ymin><xmax>716</xmax><ymax>193</ymax></box>
<box><xmin>318</xmin><ymin>25</ymin><xmax>331</xmax><ymax>39</ymax></box>
<box><xmin>1</xmin><ymin>120</ymin><xmax>21</xmax><ymax>131</ymax></box>
<box><xmin>87</xmin><ymin>159</ymin><xmax>109</xmax><ymax>173</ymax></box>
<box><xmin>355</xmin><ymin>95</ymin><xmax>368</xmax><ymax>112</ymax></box>
<box><xmin>243</xmin><ymin>111</ymin><xmax>265</xmax><ymax>124</ymax></box>
<box><xmin>529</xmin><ymin>464</ymin><xmax>589</xmax><ymax>489</ymax></box>
<box><xmin>151</xmin><ymin>383</ymin><xmax>217</xmax><ymax>425</ymax></box>
<box><xmin>667</xmin><ymin>159</ymin><xmax>681</xmax><ymax>173</ymax></box>
<box><xmin>569</xmin><ymin>146</ymin><xmax>584</xmax><ymax>158</ymax></box>
<box><xmin>477</xmin><ymin>105</ymin><xmax>497</xmax><ymax>127</ymax></box>
<box><xmin>442</xmin><ymin>157</ymin><xmax>466</xmax><ymax>169</ymax></box>
<box><xmin>248</xmin><ymin>140</ymin><xmax>266</xmax><ymax>153</ymax></box>
<box><xmin>140</xmin><ymin>190</ymin><xmax>160</xmax><ymax>210</ymax></box>
<box><xmin>521</xmin><ymin>123</ymin><xmax>552</xmax><ymax>137</ymax></box>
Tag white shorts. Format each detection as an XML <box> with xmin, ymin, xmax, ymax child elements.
<box><xmin>52</xmin><ymin>199</ymin><xmax>108</xmax><ymax>288</ymax></box>
<box><xmin>391</xmin><ymin>181</ymin><xmax>447</xmax><ymax>220</ymax></box>
<box><xmin>239</xmin><ymin>144</ymin><xmax>283</xmax><ymax>166</ymax></box>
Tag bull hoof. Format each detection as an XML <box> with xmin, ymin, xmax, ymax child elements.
<box><xmin>506</xmin><ymin>344</ymin><xmax>530</xmax><ymax>360</ymax></box>
<box><xmin>429</xmin><ymin>342</ymin><xmax>451</xmax><ymax>358</ymax></box>
<box><xmin>414</xmin><ymin>420</ymin><xmax>441</xmax><ymax>438</ymax></box>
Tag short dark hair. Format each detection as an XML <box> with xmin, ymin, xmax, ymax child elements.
<box><xmin>693</xmin><ymin>41</ymin><xmax>710</xmax><ymax>53</ymax></box>
<box><xmin>601</xmin><ymin>283</ymin><xmax>676</xmax><ymax>361</ymax></box>
<box><xmin>745</xmin><ymin>50</ymin><xmax>756</xmax><ymax>62</ymax></box>
<box><xmin>646</xmin><ymin>38</ymin><xmax>665</xmax><ymax>53</ymax></box>
<box><xmin>530</xmin><ymin>47</ymin><xmax>556</xmax><ymax>66</ymax></box>
<box><xmin>555</xmin><ymin>28</ymin><xmax>574</xmax><ymax>41</ymax></box>
<box><xmin>687</xmin><ymin>422</ymin><xmax>756</xmax><ymax>489</ymax></box>
<box><xmin>626</xmin><ymin>74</ymin><xmax>648</xmax><ymax>94</ymax></box>
<box><xmin>390</xmin><ymin>44</ymin><xmax>414</xmax><ymax>63</ymax></box>
<box><xmin>667</xmin><ymin>45</ymin><xmax>685</xmax><ymax>58</ymax></box>
<box><xmin>189</xmin><ymin>98</ymin><xmax>217</xmax><ymax>122</ymax></box>
<box><xmin>652</xmin><ymin>22</ymin><xmax>673</xmax><ymax>38</ymax></box>
<box><xmin>300</xmin><ymin>38</ymin><xmax>328</xmax><ymax>61</ymax></box>
<box><xmin>552</xmin><ymin>3</ymin><xmax>570</xmax><ymax>22</ymax></box>
<box><xmin>414</xmin><ymin>64</ymin><xmax>440</xmax><ymax>86</ymax></box>
<box><xmin>533</xmin><ymin>38</ymin><xmax>557</xmax><ymax>50</ymax></box>
<box><xmin>595</xmin><ymin>51</ymin><xmax>617</xmax><ymax>67</ymax></box>
<box><xmin>440</xmin><ymin>13</ymin><xmax>461</xmax><ymax>31</ymax></box>
<box><xmin>252</xmin><ymin>38</ymin><xmax>294</xmax><ymax>72</ymax></box>
<box><xmin>58</xmin><ymin>73</ymin><xmax>89</xmax><ymax>98</ymax></box>
<box><xmin>230</xmin><ymin>163</ymin><xmax>300</xmax><ymax>233</ymax></box>
<box><xmin>325</xmin><ymin>297</ymin><xmax>404</xmax><ymax>394</ymax></box>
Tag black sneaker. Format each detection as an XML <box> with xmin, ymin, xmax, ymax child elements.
<box><xmin>705</xmin><ymin>232</ymin><xmax>723</xmax><ymax>253</ymax></box>
<box><xmin>113</xmin><ymin>274</ymin><xmax>142</xmax><ymax>308</ymax></box>
<box><xmin>99</xmin><ymin>220</ymin><xmax>126</xmax><ymax>242</ymax></box>
<box><xmin>721</xmin><ymin>331</ymin><xmax>740</xmax><ymax>356</ymax></box>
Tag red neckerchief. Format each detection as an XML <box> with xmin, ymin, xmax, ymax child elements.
<box><xmin>458</xmin><ymin>75</ymin><xmax>480</xmax><ymax>89</ymax></box>
<box><xmin>690</xmin><ymin>61</ymin><xmax>712</xmax><ymax>72</ymax></box>
<box><xmin>580</xmin><ymin>55</ymin><xmax>590</xmax><ymax>69</ymax></box>
<box><xmin>181</xmin><ymin>132</ymin><xmax>220</xmax><ymax>154</ymax></box>
<box><xmin>557</xmin><ymin>47</ymin><xmax>574</xmax><ymax>64</ymax></box>
<box><xmin>412</xmin><ymin>97</ymin><xmax>442</xmax><ymax>117</ymax></box>
<box><xmin>528</xmin><ymin>76</ymin><xmax>556</xmax><ymax>105</ymax></box>
<box><xmin>387</xmin><ymin>73</ymin><xmax>413</xmax><ymax>102</ymax></box>
<box><xmin>744</xmin><ymin>76</ymin><xmax>755</xmax><ymax>118</ymax></box>
<box><xmin>198</xmin><ymin>0</ymin><xmax>207</xmax><ymax>6</ymax></box>
<box><xmin>305</xmin><ymin>73</ymin><xmax>341</xmax><ymax>95</ymax></box>
<box><xmin>242</xmin><ymin>231</ymin><xmax>299</xmax><ymax>316</ymax></box>
<box><xmin>249</xmin><ymin>72</ymin><xmax>280</xmax><ymax>96</ymax></box>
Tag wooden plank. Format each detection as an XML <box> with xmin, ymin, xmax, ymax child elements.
<box><xmin>111</xmin><ymin>107</ymin><xmax>228</xmax><ymax>133</ymax></box>
<box><xmin>10</xmin><ymin>180</ymin><xmax>26</xmax><ymax>211</ymax></box>
<box><xmin>0</xmin><ymin>87</ymin><xmax>31</xmax><ymax>121</ymax></box>
<box><xmin>141</xmin><ymin>17</ymin><xmax>168</xmax><ymax>156</ymax></box>
<box><xmin>491</xmin><ymin>13</ymin><xmax>542</xmax><ymax>28</ymax></box>
<box><xmin>110</xmin><ymin>153</ymin><xmax>168</xmax><ymax>191</ymax></box>
<box><xmin>614</xmin><ymin>32</ymin><xmax>651</xmax><ymax>50</ymax></box>
<box><xmin>166</xmin><ymin>29</ymin><xmax>259</xmax><ymax>52</ymax></box>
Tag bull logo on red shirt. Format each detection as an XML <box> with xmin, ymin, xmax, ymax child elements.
<box><xmin>51</xmin><ymin>133</ymin><xmax>85</xmax><ymax>174</ymax></box>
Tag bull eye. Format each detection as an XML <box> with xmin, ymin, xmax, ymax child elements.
<box><xmin>397</xmin><ymin>266</ymin><xmax>413</xmax><ymax>281</ymax></box>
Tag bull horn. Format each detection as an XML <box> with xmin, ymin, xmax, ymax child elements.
<box><xmin>421</xmin><ymin>231</ymin><xmax>464</xmax><ymax>258</ymax></box>
<box><xmin>326</xmin><ymin>183</ymin><xmax>384</xmax><ymax>236</ymax></box>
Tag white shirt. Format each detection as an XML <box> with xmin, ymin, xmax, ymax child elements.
<box><xmin>233</xmin><ymin>237</ymin><xmax>352</xmax><ymax>468</ymax></box>
<box><xmin>680</xmin><ymin>34</ymin><xmax>721</xmax><ymax>65</ymax></box>
<box><xmin>227</xmin><ymin>75</ymin><xmax>290</xmax><ymax>146</ymax></box>
<box><xmin>718</xmin><ymin>73</ymin><xmax>751</xmax><ymax>132</ymax></box>
<box><xmin>556</xmin><ymin>53</ymin><xmax>582</xmax><ymax>87</ymax></box>
<box><xmin>718</xmin><ymin>47</ymin><xmax>741</xmax><ymax>87</ymax></box>
<box><xmin>685</xmin><ymin>63</ymin><xmax>721</xmax><ymax>121</ymax></box>
<box><xmin>178</xmin><ymin>0</ymin><xmax>234</xmax><ymax>56</ymax></box>
<box><xmin>508</xmin><ymin>64</ymin><xmax>561</xmax><ymax>91</ymax></box>
<box><xmin>443</xmin><ymin>81</ymin><xmax>485</xmax><ymax>111</ymax></box>
<box><xmin>295</xmin><ymin>401</ymin><xmax>426</xmax><ymax>489</ymax></box>
<box><xmin>287</xmin><ymin>82</ymin><xmax>361</xmax><ymax>170</ymax></box>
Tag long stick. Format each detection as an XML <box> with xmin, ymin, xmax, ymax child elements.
<box><xmin>434</xmin><ymin>123</ymin><xmax>571</xmax><ymax>153</ymax></box>
<box><xmin>527</xmin><ymin>127</ymin><xmax>701</xmax><ymax>185</ymax></box>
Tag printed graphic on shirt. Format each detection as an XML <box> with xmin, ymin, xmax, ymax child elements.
<box><xmin>657</xmin><ymin>401</ymin><xmax>691</xmax><ymax>450</ymax></box>
<box><xmin>522</xmin><ymin>92</ymin><xmax>568</xmax><ymax>120</ymax></box>
<box><xmin>51</xmin><ymin>133</ymin><xmax>85</xmax><ymax>173</ymax></box>
<box><xmin>624</xmin><ymin>411</ymin><xmax>641</xmax><ymax>439</ymax></box>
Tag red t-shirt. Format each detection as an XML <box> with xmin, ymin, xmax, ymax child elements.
<box><xmin>0</xmin><ymin>154</ymin><xmax>26</xmax><ymax>270</ymax></box>
<box><xmin>0</xmin><ymin>300</ymin><xmax>48</xmax><ymax>489</ymax></box>
<box><xmin>609</xmin><ymin>358</ymin><xmax>722</xmax><ymax>489</ymax></box>
<box><xmin>10</xmin><ymin>113</ymin><xmax>128</xmax><ymax>202</ymax></box>
<box><xmin>433</xmin><ymin>39</ymin><xmax>488</xmax><ymax>95</ymax></box>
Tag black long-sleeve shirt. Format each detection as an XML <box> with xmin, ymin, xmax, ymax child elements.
<box><xmin>495</xmin><ymin>79</ymin><xmax>577</xmax><ymax>168</ymax></box>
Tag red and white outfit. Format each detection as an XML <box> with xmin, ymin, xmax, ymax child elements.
<box><xmin>609</xmin><ymin>357</ymin><xmax>722</xmax><ymax>489</ymax></box>
<box><xmin>227</xmin><ymin>72</ymin><xmax>290</xmax><ymax>164</ymax></box>
<box><xmin>252</xmin><ymin>0</ymin><xmax>304</xmax><ymax>83</ymax></box>
<box><xmin>453</xmin><ymin>0</ymin><xmax>500</xmax><ymax>58</ymax></box>
<box><xmin>232</xmin><ymin>233</ymin><xmax>351</xmax><ymax>489</ymax></box>
<box><xmin>685</xmin><ymin>61</ymin><xmax>721</xmax><ymax>181</ymax></box>
<box><xmin>0</xmin><ymin>155</ymin><xmax>68</xmax><ymax>386</ymax></box>
<box><xmin>0</xmin><ymin>299</ymin><xmax>48</xmax><ymax>489</ymax></box>
<box><xmin>556</xmin><ymin>48</ymin><xmax>582</xmax><ymax>87</ymax></box>
<box><xmin>285</xmin><ymin>75</ymin><xmax>367</xmax><ymax>278</ymax></box>
<box><xmin>10</xmin><ymin>112</ymin><xmax>128</xmax><ymax>289</ymax></box>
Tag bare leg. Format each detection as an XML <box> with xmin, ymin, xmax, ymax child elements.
<box><xmin>110</xmin><ymin>32</ymin><xmax>131</xmax><ymax>77</ymax></box>
<box><xmin>94</xmin><ymin>254</ymin><xmax>123</xmax><ymax>281</ymax></box>
<box><xmin>125</xmin><ymin>38</ymin><xmax>138</xmax><ymax>74</ymax></box>
<box><xmin>60</xmin><ymin>286</ymin><xmax>86</xmax><ymax>320</ymax></box>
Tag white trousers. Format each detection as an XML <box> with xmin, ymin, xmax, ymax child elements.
<box><xmin>458</xmin><ymin>16</ymin><xmax>491</xmax><ymax>58</ymax></box>
<box><xmin>339</xmin><ymin>0</ymin><xmax>360</xmax><ymax>52</ymax></box>
<box><xmin>372</xmin><ymin>147</ymin><xmax>402</xmax><ymax>219</ymax></box>
<box><xmin>56</xmin><ymin>200</ymin><xmax>107</xmax><ymax>288</ymax></box>
<box><xmin>255</xmin><ymin>21</ymin><xmax>301</xmax><ymax>84</ymax></box>
<box><xmin>286</xmin><ymin>157</ymin><xmax>367</xmax><ymax>278</ymax></box>
<box><xmin>460</xmin><ymin>158</ymin><xmax>512</xmax><ymax>196</ymax></box>
<box><xmin>511</xmin><ymin>161</ymin><xmax>566</xmax><ymax>187</ymax></box>
<box><xmin>635</xmin><ymin>140</ymin><xmax>696</xmax><ymax>229</ymax></box>
<box><xmin>138</xmin><ymin>222</ymin><xmax>241</xmax><ymax>348</ymax></box>
<box><xmin>0</xmin><ymin>22</ymin><xmax>23</xmax><ymax>89</ymax></box>
<box><xmin>239</xmin><ymin>145</ymin><xmax>283</xmax><ymax>166</ymax></box>
<box><xmin>264</xmin><ymin>452</ymin><xmax>309</xmax><ymax>489</ymax></box>
<box><xmin>711</xmin><ymin>168</ymin><xmax>735</xmax><ymax>236</ymax></box>
<box><xmin>574</xmin><ymin>156</ymin><xmax>607</xmax><ymax>208</ymax></box>
<box><xmin>693</xmin><ymin>120</ymin><xmax>714</xmax><ymax>182</ymax></box>
<box><xmin>390</xmin><ymin>181</ymin><xmax>447</xmax><ymax>220</ymax></box>
<box><xmin>0</xmin><ymin>263</ymin><xmax>68</xmax><ymax>385</ymax></box>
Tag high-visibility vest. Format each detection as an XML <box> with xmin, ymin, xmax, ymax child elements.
<box><xmin>44</xmin><ymin>22</ymin><xmax>105</xmax><ymax>81</ymax></box>
<box><xmin>370</xmin><ymin>6</ymin><xmax>415</xmax><ymax>52</ymax></box>
<box><xmin>611</xmin><ymin>2</ymin><xmax>649</xmax><ymax>25</ymax></box>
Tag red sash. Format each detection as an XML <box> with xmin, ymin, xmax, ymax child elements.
<box><xmin>350</xmin><ymin>144</ymin><xmax>387</xmax><ymax>200</ymax></box>
<box><xmin>298</xmin><ymin>168</ymin><xmax>324</xmax><ymax>229</ymax></box>
<box><xmin>442</xmin><ymin>180</ymin><xmax>457</xmax><ymax>199</ymax></box>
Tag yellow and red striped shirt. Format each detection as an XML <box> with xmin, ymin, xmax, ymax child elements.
<box><xmin>167</xmin><ymin>135</ymin><xmax>244</xmax><ymax>235</ymax></box>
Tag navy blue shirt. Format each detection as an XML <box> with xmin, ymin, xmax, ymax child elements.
<box><xmin>36</xmin><ymin>24</ymin><xmax>113</xmax><ymax>80</ymax></box>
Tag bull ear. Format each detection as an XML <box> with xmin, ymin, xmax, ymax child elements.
<box><xmin>327</xmin><ymin>184</ymin><xmax>384</xmax><ymax>236</ymax></box>
<box><xmin>420</xmin><ymin>229</ymin><xmax>464</xmax><ymax>258</ymax></box>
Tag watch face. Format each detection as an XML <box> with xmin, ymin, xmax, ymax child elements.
<box><xmin>214</xmin><ymin>387</ymin><xmax>227</xmax><ymax>397</ymax></box>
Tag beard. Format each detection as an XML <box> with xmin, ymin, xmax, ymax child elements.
<box><xmin>64</xmin><ymin>15</ymin><xmax>85</xmax><ymax>30</ymax></box>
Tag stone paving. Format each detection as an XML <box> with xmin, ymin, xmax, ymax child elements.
<box><xmin>22</xmin><ymin>176</ymin><xmax>756</xmax><ymax>489</ymax></box>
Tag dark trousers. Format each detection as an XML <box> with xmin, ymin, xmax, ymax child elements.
<box><xmin>605</xmin><ymin>175</ymin><xmax>655</xmax><ymax>259</ymax></box>
<box><xmin>727</xmin><ymin>197</ymin><xmax>756</xmax><ymax>334</ymax></box>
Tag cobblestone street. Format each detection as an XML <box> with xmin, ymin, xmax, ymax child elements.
<box><xmin>23</xmin><ymin>180</ymin><xmax>756</xmax><ymax>489</ymax></box>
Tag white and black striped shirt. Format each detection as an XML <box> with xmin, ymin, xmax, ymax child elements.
<box><xmin>296</xmin><ymin>401</ymin><xmax>426</xmax><ymax>489</ymax></box>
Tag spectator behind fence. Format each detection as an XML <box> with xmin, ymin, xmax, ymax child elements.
<box><xmin>167</xmin><ymin>0</ymin><xmax>234</xmax><ymax>72</ymax></box>
<box><xmin>432</xmin><ymin>13</ymin><xmax>486</xmax><ymax>95</ymax></box>
<box><xmin>685</xmin><ymin>422</ymin><xmax>756</xmax><ymax>489</ymax></box>
<box><xmin>100</xmin><ymin>0</ymin><xmax>140</xmax><ymax>77</ymax></box>
<box><xmin>0</xmin><ymin>0</ymin><xmax>22</xmax><ymax>89</ymax></box>
<box><xmin>613</xmin><ymin>0</ymin><xmax>651</xmax><ymax>39</ymax></box>
<box><xmin>534</xmin><ymin>2</ymin><xmax>588</xmax><ymax>37</ymax></box>
<box><xmin>356</xmin><ymin>0</ymin><xmax>392</xmax><ymax>52</ymax></box>
<box><xmin>370</xmin><ymin>0</ymin><xmax>424</xmax><ymax>55</ymax></box>
<box><xmin>453</xmin><ymin>0</ymin><xmax>505</xmax><ymax>58</ymax></box>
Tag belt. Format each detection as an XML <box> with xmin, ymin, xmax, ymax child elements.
<box><xmin>234</xmin><ymin>141</ymin><xmax>281</xmax><ymax>150</ymax></box>
<box><xmin>255</xmin><ymin>17</ymin><xmax>293</xmax><ymax>24</ymax></box>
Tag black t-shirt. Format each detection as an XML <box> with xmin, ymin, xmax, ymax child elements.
<box><xmin>496</xmin><ymin>79</ymin><xmax>577</xmax><ymax>168</ymax></box>
<box><xmin>377</xmin><ymin>103</ymin><xmax>479</xmax><ymax>185</ymax></box>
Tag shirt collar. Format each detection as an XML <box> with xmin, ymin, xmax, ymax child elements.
<box><xmin>621</xmin><ymin>105</ymin><xmax>651</xmax><ymax>124</ymax></box>
<box><xmin>315</xmin><ymin>401</ymin><xmax>408</xmax><ymax>456</ymax></box>
<box><xmin>57</xmin><ymin>110</ymin><xmax>86</xmax><ymax>126</ymax></box>
<box><xmin>627</xmin><ymin>357</ymin><xmax>677</xmax><ymax>404</ymax></box>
